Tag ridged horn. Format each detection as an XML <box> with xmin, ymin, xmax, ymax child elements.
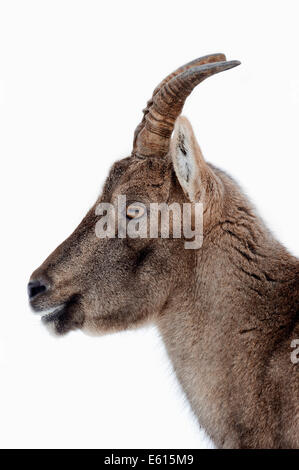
<box><xmin>133</xmin><ymin>53</ymin><xmax>226</xmax><ymax>155</ymax></box>
<box><xmin>133</xmin><ymin>58</ymin><xmax>241</xmax><ymax>158</ymax></box>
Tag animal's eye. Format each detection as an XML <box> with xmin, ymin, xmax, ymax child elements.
<box><xmin>126</xmin><ymin>203</ymin><xmax>146</xmax><ymax>219</ymax></box>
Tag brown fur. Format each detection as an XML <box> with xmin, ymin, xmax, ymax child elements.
<box><xmin>29</xmin><ymin>57</ymin><xmax>299</xmax><ymax>448</ymax></box>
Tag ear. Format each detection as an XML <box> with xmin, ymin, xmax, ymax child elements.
<box><xmin>171</xmin><ymin>116</ymin><xmax>209</xmax><ymax>202</ymax></box>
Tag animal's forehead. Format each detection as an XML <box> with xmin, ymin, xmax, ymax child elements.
<box><xmin>118</xmin><ymin>156</ymin><xmax>171</xmax><ymax>201</ymax></box>
<box><xmin>125</xmin><ymin>156</ymin><xmax>170</xmax><ymax>182</ymax></box>
<box><xmin>102</xmin><ymin>155</ymin><xmax>171</xmax><ymax>203</ymax></box>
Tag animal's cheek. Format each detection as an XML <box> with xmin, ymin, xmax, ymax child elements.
<box><xmin>125</xmin><ymin>235</ymin><xmax>152</xmax><ymax>253</ymax></box>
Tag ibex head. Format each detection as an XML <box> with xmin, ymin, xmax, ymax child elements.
<box><xmin>28</xmin><ymin>54</ymin><xmax>240</xmax><ymax>335</ymax></box>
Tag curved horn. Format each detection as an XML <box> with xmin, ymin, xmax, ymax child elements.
<box><xmin>133</xmin><ymin>59</ymin><xmax>241</xmax><ymax>158</ymax></box>
<box><xmin>152</xmin><ymin>53</ymin><xmax>227</xmax><ymax>97</ymax></box>
<box><xmin>132</xmin><ymin>53</ymin><xmax>226</xmax><ymax>154</ymax></box>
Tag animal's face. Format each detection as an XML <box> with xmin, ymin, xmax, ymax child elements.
<box><xmin>29</xmin><ymin>155</ymin><xmax>190</xmax><ymax>335</ymax></box>
<box><xmin>28</xmin><ymin>54</ymin><xmax>240</xmax><ymax>335</ymax></box>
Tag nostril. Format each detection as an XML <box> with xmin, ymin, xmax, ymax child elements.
<box><xmin>28</xmin><ymin>280</ymin><xmax>47</xmax><ymax>300</ymax></box>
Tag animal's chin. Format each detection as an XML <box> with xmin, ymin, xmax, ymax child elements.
<box><xmin>31</xmin><ymin>295</ymin><xmax>83</xmax><ymax>335</ymax></box>
<box><xmin>31</xmin><ymin>302</ymin><xmax>67</xmax><ymax>322</ymax></box>
<box><xmin>41</xmin><ymin>304</ymin><xmax>66</xmax><ymax>323</ymax></box>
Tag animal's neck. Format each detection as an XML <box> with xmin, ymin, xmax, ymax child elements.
<box><xmin>157</xmin><ymin>182</ymin><xmax>299</xmax><ymax>448</ymax></box>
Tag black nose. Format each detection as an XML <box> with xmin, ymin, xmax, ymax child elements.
<box><xmin>28</xmin><ymin>280</ymin><xmax>47</xmax><ymax>300</ymax></box>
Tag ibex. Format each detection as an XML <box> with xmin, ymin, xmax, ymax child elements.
<box><xmin>28</xmin><ymin>54</ymin><xmax>299</xmax><ymax>449</ymax></box>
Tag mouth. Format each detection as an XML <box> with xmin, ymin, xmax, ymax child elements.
<box><xmin>38</xmin><ymin>304</ymin><xmax>66</xmax><ymax>323</ymax></box>
<box><xmin>31</xmin><ymin>294</ymin><xmax>83</xmax><ymax>335</ymax></box>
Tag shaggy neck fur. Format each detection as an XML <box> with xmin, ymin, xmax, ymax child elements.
<box><xmin>157</xmin><ymin>166</ymin><xmax>299</xmax><ymax>449</ymax></box>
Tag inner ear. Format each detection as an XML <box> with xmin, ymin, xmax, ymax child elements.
<box><xmin>177</xmin><ymin>130</ymin><xmax>193</xmax><ymax>183</ymax></box>
<box><xmin>171</xmin><ymin>116</ymin><xmax>206</xmax><ymax>202</ymax></box>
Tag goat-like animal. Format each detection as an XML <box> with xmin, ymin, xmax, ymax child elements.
<box><xmin>28</xmin><ymin>54</ymin><xmax>299</xmax><ymax>449</ymax></box>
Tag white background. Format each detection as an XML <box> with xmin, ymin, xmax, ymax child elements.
<box><xmin>1</xmin><ymin>0</ymin><xmax>299</xmax><ymax>449</ymax></box>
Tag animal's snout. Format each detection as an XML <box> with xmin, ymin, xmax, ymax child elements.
<box><xmin>28</xmin><ymin>279</ymin><xmax>47</xmax><ymax>300</ymax></box>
